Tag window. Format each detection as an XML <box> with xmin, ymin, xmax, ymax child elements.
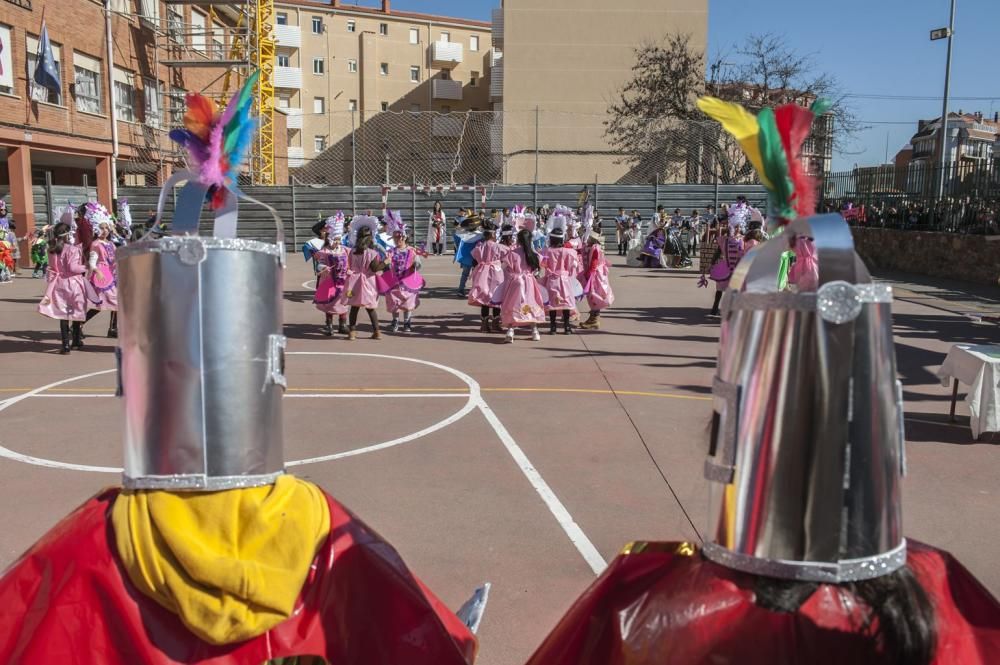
<box><xmin>470</xmin><ymin>35</ymin><xmax>479</xmax><ymax>51</ymax></box>
<box><xmin>409</xmin><ymin>27</ymin><xmax>419</xmax><ymax>44</ymax></box>
<box><xmin>277</xmin><ymin>95</ymin><xmax>290</xmax><ymax>109</ymax></box>
<box><xmin>347</xmin><ymin>20</ymin><xmax>356</xmax><ymax>32</ymax></box>
<box><xmin>348</xmin><ymin>99</ymin><xmax>357</xmax><ymax>111</ymax></box>
<box><xmin>212</xmin><ymin>22</ymin><xmax>225</xmax><ymax>60</ymax></box>
<box><xmin>277</xmin><ymin>53</ymin><xmax>290</xmax><ymax>67</ymax></box>
<box><xmin>313</xmin><ymin>96</ymin><xmax>324</xmax><ymax>114</ymax></box>
<box><xmin>347</xmin><ymin>59</ymin><xmax>357</xmax><ymax>73</ymax></box>
<box><xmin>73</xmin><ymin>52</ymin><xmax>101</xmax><ymax>114</ymax></box>
<box><xmin>137</xmin><ymin>0</ymin><xmax>160</xmax><ymax>22</ymax></box>
<box><xmin>276</xmin><ymin>13</ymin><xmax>288</xmax><ymax>25</ymax></box>
<box><xmin>167</xmin><ymin>7</ymin><xmax>184</xmax><ymax>44</ymax></box>
<box><xmin>378</xmin><ymin>23</ymin><xmax>388</xmax><ymax>36</ymax></box>
<box><xmin>469</xmin><ymin>70</ymin><xmax>479</xmax><ymax>87</ymax></box>
<box><xmin>440</xmin><ymin>69</ymin><xmax>450</xmax><ymax>81</ymax></box>
<box><xmin>26</xmin><ymin>35</ymin><xmax>62</xmax><ymax>105</ymax></box>
<box><xmin>143</xmin><ymin>77</ymin><xmax>160</xmax><ymax>127</ymax></box>
<box><xmin>0</xmin><ymin>25</ymin><xmax>12</xmax><ymax>95</ymax></box>
<box><xmin>314</xmin><ymin>135</ymin><xmax>326</xmax><ymax>152</ymax></box>
<box><xmin>169</xmin><ymin>86</ymin><xmax>185</xmax><ymax>124</ymax></box>
<box><xmin>311</xmin><ymin>17</ymin><xmax>322</xmax><ymax>34</ymax></box>
<box><xmin>439</xmin><ymin>31</ymin><xmax>450</xmax><ymax>42</ymax></box>
<box><xmin>409</xmin><ymin>103</ymin><xmax>420</xmax><ymax>113</ymax></box>
<box><xmin>191</xmin><ymin>11</ymin><xmax>207</xmax><ymax>52</ymax></box>
<box><xmin>441</xmin><ymin>105</ymin><xmax>451</xmax><ymax>113</ymax></box>
<box><xmin>409</xmin><ymin>66</ymin><xmax>420</xmax><ymax>83</ymax></box>
<box><xmin>380</xmin><ymin>101</ymin><xmax>388</xmax><ymax>111</ymax></box>
<box><xmin>379</xmin><ymin>62</ymin><xmax>388</xmax><ymax>76</ymax></box>
<box><xmin>312</xmin><ymin>58</ymin><xmax>324</xmax><ymax>74</ymax></box>
<box><xmin>113</xmin><ymin>67</ymin><xmax>136</xmax><ymax>122</ymax></box>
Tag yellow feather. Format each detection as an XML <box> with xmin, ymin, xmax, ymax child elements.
<box><xmin>696</xmin><ymin>97</ymin><xmax>773</xmax><ymax>189</ymax></box>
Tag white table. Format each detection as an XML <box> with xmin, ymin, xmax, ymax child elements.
<box><xmin>937</xmin><ymin>344</ymin><xmax>1000</xmax><ymax>440</ymax></box>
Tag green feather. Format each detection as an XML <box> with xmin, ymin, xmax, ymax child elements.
<box><xmin>222</xmin><ymin>71</ymin><xmax>260</xmax><ymax>154</ymax></box>
<box><xmin>811</xmin><ymin>98</ymin><xmax>833</xmax><ymax>116</ymax></box>
<box><xmin>757</xmin><ymin>108</ymin><xmax>795</xmax><ymax>220</ymax></box>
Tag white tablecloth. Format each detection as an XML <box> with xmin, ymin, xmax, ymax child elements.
<box><xmin>937</xmin><ymin>344</ymin><xmax>1000</xmax><ymax>438</ymax></box>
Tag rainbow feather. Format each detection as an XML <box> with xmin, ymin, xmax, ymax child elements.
<box><xmin>169</xmin><ymin>71</ymin><xmax>260</xmax><ymax>209</ymax></box>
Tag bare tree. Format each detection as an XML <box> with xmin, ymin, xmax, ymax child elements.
<box><xmin>605</xmin><ymin>32</ymin><xmax>857</xmax><ymax>185</ymax></box>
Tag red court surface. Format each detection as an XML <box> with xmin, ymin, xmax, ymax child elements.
<box><xmin>0</xmin><ymin>252</ymin><xmax>997</xmax><ymax>665</ymax></box>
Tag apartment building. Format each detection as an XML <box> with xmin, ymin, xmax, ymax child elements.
<box><xmin>496</xmin><ymin>0</ymin><xmax>708</xmax><ymax>184</ymax></box>
<box><xmin>0</xmin><ymin>0</ymin><xmax>260</xmax><ymax>251</ymax></box>
<box><xmin>272</xmin><ymin>0</ymin><xmax>491</xmax><ymax>183</ymax></box>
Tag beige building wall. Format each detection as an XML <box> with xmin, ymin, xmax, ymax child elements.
<box><xmin>275</xmin><ymin>0</ymin><xmax>491</xmax><ymax>183</ymax></box>
<box><xmin>500</xmin><ymin>0</ymin><xmax>707</xmax><ymax>184</ymax></box>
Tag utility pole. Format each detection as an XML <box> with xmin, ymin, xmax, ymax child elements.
<box><xmin>933</xmin><ymin>0</ymin><xmax>957</xmax><ymax>200</ymax></box>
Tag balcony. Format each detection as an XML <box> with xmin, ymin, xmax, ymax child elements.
<box><xmin>273</xmin><ymin>66</ymin><xmax>302</xmax><ymax>89</ymax></box>
<box><xmin>432</xmin><ymin>78</ymin><xmax>463</xmax><ymax>101</ymax></box>
<box><xmin>491</xmin><ymin>8</ymin><xmax>503</xmax><ymax>48</ymax></box>
<box><xmin>287</xmin><ymin>146</ymin><xmax>305</xmax><ymax>168</ymax></box>
<box><xmin>430</xmin><ymin>40</ymin><xmax>463</xmax><ymax>68</ymax></box>
<box><xmin>274</xmin><ymin>24</ymin><xmax>301</xmax><ymax>49</ymax></box>
<box><xmin>281</xmin><ymin>107</ymin><xmax>303</xmax><ymax>130</ymax></box>
<box><xmin>490</xmin><ymin>57</ymin><xmax>502</xmax><ymax>100</ymax></box>
<box><xmin>432</xmin><ymin>115</ymin><xmax>463</xmax><ymax>138</ymax></box>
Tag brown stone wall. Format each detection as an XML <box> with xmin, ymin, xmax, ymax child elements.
<box><xmin>851</xmin><ymin>228</ymin><xmax>1000</xmax><ymax>287</ymax></box>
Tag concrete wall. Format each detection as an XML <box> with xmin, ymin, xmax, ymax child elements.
<box><xmin>501</xmin><ymin>0</ymin><xmax>708</xmax><ymax>184</ymax></box>
<box><xmin>852</xmin><ymin>228</ymin><xmax>1000</xmax><ymax>287</ymax></box>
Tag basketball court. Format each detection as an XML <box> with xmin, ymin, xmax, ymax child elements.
<box><xmin>0</xmin><ymin>254</ymin><xmax>997</xmax><ymax>665</ymax></box>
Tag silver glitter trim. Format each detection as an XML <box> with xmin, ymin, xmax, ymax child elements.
<box><xmin>117</xmin><ymin>236</ymin><xmax>284</xmax><ymax>260</ymax></box>
<box><xmin>856</xmin><ymin>283</ymin><xmax>893</xmax><ymax>303</ymax></box>
<box><xmin>817</xmin><ymin>280</ymin><xmax>863</xmax><ymax>324</ymax></box>
<box><xmin>724</xmin><ymin>291</ymin><xmax>816</xmax><ymax>313</ymax></box>
<box><xmin>122</xmin><ymin>470</ymin><xmax>285</xmax><ymax>491</ymax></box>
<box><xmin>178</xmin><ymin>238</ymin><xmax>207</xmax><ymax>265</ymax></box>
<box><xmin>701</xmin><ymin>539</ymin><xmax>907</xmax><ymax>583</ymax></box>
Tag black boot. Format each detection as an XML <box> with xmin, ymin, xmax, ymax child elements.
<box><xmin>71</xmin><ymin>322</ymin><xmax>84</xmax><ymax>349</ymax></box>
<box><xmin>107</xmin><ymin>312</ymin><xmax>118</xmax><ymax>338</ymax></box>
<box><xmin>563</xmin><ymin>311</ymin><xmax>573</xmax><ymax>335</ymax></box>
<box><xmin>337</xmin><ymin>317</ymin><xmax>348</xmax><ymax>335</ymax></box>
<box><xmin>322</xmin><ymin>314</ymin><xmax>333</xmax><ymax>337</ymax></box>
<box><xmin>59</xmin><ymin>320</ymin><xmax>71</xmax><ymax>354</ymax></box>
<box><xmin>549</xmin><ymin>312</ymin><xmax>558</xmax><ymax>335</ymax></box>
<box><xmin>710</xmin><ymin>291</ymin><xmax>723</xmax><ymax>317</ymax></box>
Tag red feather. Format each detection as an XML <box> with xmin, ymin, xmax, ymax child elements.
<box><xmin>774</xmin><ymin>104</ymin><xmax>817</xmax><ymax>218</ymax></box>
<box><xmin>183</xmin><ymin>93</ymin><xmax>218</xmax><ymax>141</ymax></box>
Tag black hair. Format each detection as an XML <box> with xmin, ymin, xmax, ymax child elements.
<box><xmin>433</xmin><ymin>200</ymin><xmax>442</xmax><ymax>212</ymax></box>
<box><xmin>353</xmin><ymin>227</ymin><xmax>373</xmax><ymax>254</ymax></box>
<box><xmin>753</xmin><ymin>567</ymin><xmax>936</xmax><ymax>665</ymax></box>
<box><xmin>311</xmin><ymin>219</ymin><xmax>326</xmax><ymax>237</ymax></box>
<box><xmin>549</xmin><ymin>235</ymin><xmax>564</xmax><ymax>248</ymax></box>
<box><xmin>517</xmin><ymin>229</ymin><xmax>539</xmax><ymax>271</ymax></box>
<box><xmin>50</xmin><ymin>222</ymin><xmax>70</xmax><ymax>255</ymax></box>
<box><xmin>499</xmin><ymin>224</ymin><xmax>515</xmax><ymax>245</ymax></box>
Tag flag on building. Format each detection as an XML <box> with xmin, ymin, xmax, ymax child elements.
<box><xmin>33</xmin><ymin>20</ymin><xmax>61</xmax><ymax>94</ymax></box>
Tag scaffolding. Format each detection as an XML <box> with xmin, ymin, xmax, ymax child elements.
<box><xmin>138</xmin><ymin>0</ymin><xmax>274</xmax><ymax>184</ymax></box>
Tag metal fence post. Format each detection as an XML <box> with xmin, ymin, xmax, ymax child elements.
<box><xmin>351</xmin><ymin>109</ymin><xmax>357</xmax><ymax>215</ymax></box>
<box><xmin>654</xmin><ymin>175</ymin><xmax>660</xmax><ymax>214</ymax></box>
<box><xmin>473</xmin><ymin>173</ymin><xmax>477</xmax><ymax>214</ymax></box>
<box><xmin>411</xmin><ymin>173</ymin><xmax>417</xmax><ymax>229</ymax></box>
<box><xmin>44</xmin><ymin>172</ymin><xmax>53</xmax><ymax>228</ymax></box>
<box><xmin>594</xmin><ymin>181</ymin><xmax>599</xmax><ymax>214</ymax></box>
<box><xmin>534</xmin><ymin>105</ymin><xmax>540</xmax><ymax>187</ymax></box>
<box><xmin>533</xmin><ymin>181</ymin><xmax>538</xmax><ymax>210</ymax></box>
<box><xmin>290</xmin><ymin>179</ymin><xmax>298</xmax><ymax>250</ymax></box>
<box><xmin>713</xmin><ymin>170</ymin><xmax>720</xmax><ymax>211</ymax></box>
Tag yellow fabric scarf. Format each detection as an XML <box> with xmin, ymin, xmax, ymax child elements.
<box><xmin>112</xmin><ymin>475</ymin><xmax>331</xmax><ymax>646</ymax></box>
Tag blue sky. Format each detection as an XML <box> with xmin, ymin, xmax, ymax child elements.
<box><xmin>346</xmin><ymin>0</ymin><xmax>997</xmax><ymax>171</ymax></box>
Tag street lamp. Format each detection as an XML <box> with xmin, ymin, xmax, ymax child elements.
<box><xmin>931</xmin><ymin>0</ymin><xmax>957</xmax><ymax>200</ymax></box>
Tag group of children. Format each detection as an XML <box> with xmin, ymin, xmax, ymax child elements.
<box><xmin>33</xmin><ymin>200</ymin><xmax>125</xmax><ymax>353</ymax></box>
<box><xmin>304</xmin><ymin>205</ymin><xmax>615</xmax><ymax>343</ymax></box>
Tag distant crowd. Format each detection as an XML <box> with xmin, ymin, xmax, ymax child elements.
<box><xmin>829</xmin><ymin>197</ymin><xmax>999</xmax><ymax>235</ymax></box>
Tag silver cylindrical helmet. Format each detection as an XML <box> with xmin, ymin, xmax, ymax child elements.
<box><xmin>702</xmin><ymin>213</ymin><xmax>906</xmax><ymax>583</ymax></box>
<box><xmin>116</xmin><ymin>178</ymin><xmax>288</xmax><ymax>490</ymax></box>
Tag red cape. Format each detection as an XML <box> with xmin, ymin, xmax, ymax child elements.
<box><xmin>526</xmin><ymin>541</ymin><xmax>1000</xmax><ymax>665</ymax></box>
<box><xmin>0</xmin><ymin>488</ymin><xmax>476</xmax><ymax>664</ymax></box>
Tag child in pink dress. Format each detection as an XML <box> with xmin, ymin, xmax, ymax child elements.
<box><xmin>468</xmin><ymin>220</ymin><xmax>509</xmax><ymax>333</ymax></box>
<box><xmin>580</xmin><ymin>232</ymin><xmax>615</xmax><ymax>329</ymax></box>
<box><xmin>787</xmin><ymin>235</ymin><xmax>819</xmax><ymax>292</ymax></box>
<box><xmin>379</xmin><ymin>213</ymin><xmax>426</xmax><ymax>333</ymax></box>
<box><xmin>344</xmin><ymin>220</ymin><xmax>387</xmax><ymax>340</ymax></box>
<box><xmin>494</xmin><ymin>228</ymin><xmax>546</xmax><ymax>343</ymax></box>
<box><xmin>88</xmin><ymin>219</ymin><xmax>119</xmax><ymax>338</ymax></box>
<box><xmin>542</xmin><ymin>227</ymin><xmax>582</xmax><ymax>335</ymax></box>
<box><xmin>38</xmin><ymin>222</ymin><xmax>94</xmax><ymax>354</ymax></box>
<box><xmin>313</xmin><ymin>216</ymin><xmax>349</xmax><ymax>337</ymax></box>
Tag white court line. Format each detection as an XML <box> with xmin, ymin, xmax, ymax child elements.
<box><xmin>25</xmin><ymin>393</ymin><xmax>470</xmax><ymax>399</ymax></box>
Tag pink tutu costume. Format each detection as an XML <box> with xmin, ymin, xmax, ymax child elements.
<box><xmin>378</xmin><ymin>247</ymin><xmax>424</xmax><ymax>314</ymax></box>
<box><xmin>710</xmin><ymin>235</ymin><xmax>744</xmax><ymax>291</ymax></box>
<box><xmin>467</xmin><ymin>241</ymin><xmax>509</xmax><ymax>307</ymax></box>
<box><xmin>788</xmin><ymin>236</ymin><xmax>819</xmax><ymax>292</ymax></box>
<box><xmin>583</xmin><ymin>243</ymin><xmax>615</xmax><ymax>311</ymax></box>
<box><xmin>542</xmin><ymin>246</ymin><xmax>581</xmax><ymax>313</ymax></box>
<box><xmin>345</xmin><ymin>248</ymin><xmax>382</xmax><ymax>309</ymax></box>
<box><xmin>313</xmin><ymin>247</ymin><xmax>349</xmax><ymax>315</ymax></box>
<box><xmin>88</xmin><ymin>239</ymin><xmax>118</xmax><ymax>311</ymax></box>
<box><xmin>38</xmin><ymin>244</ymin><xmax>94</xmax><ymax>322</ymax></box>
<box><xmin>493</xmin><ymin>247</ymin><xmax>546</xmax><ymax>328</ymax></box>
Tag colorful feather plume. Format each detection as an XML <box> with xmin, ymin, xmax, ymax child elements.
<box><xmin>169</xmin><ymin>70</ymin><xmax>260</xmax><ymax>209</ymax></box>
<box><xmin>697</xmin><ymin>95</ymin><xmax>828</xmax><ymax>224</ymax></box>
